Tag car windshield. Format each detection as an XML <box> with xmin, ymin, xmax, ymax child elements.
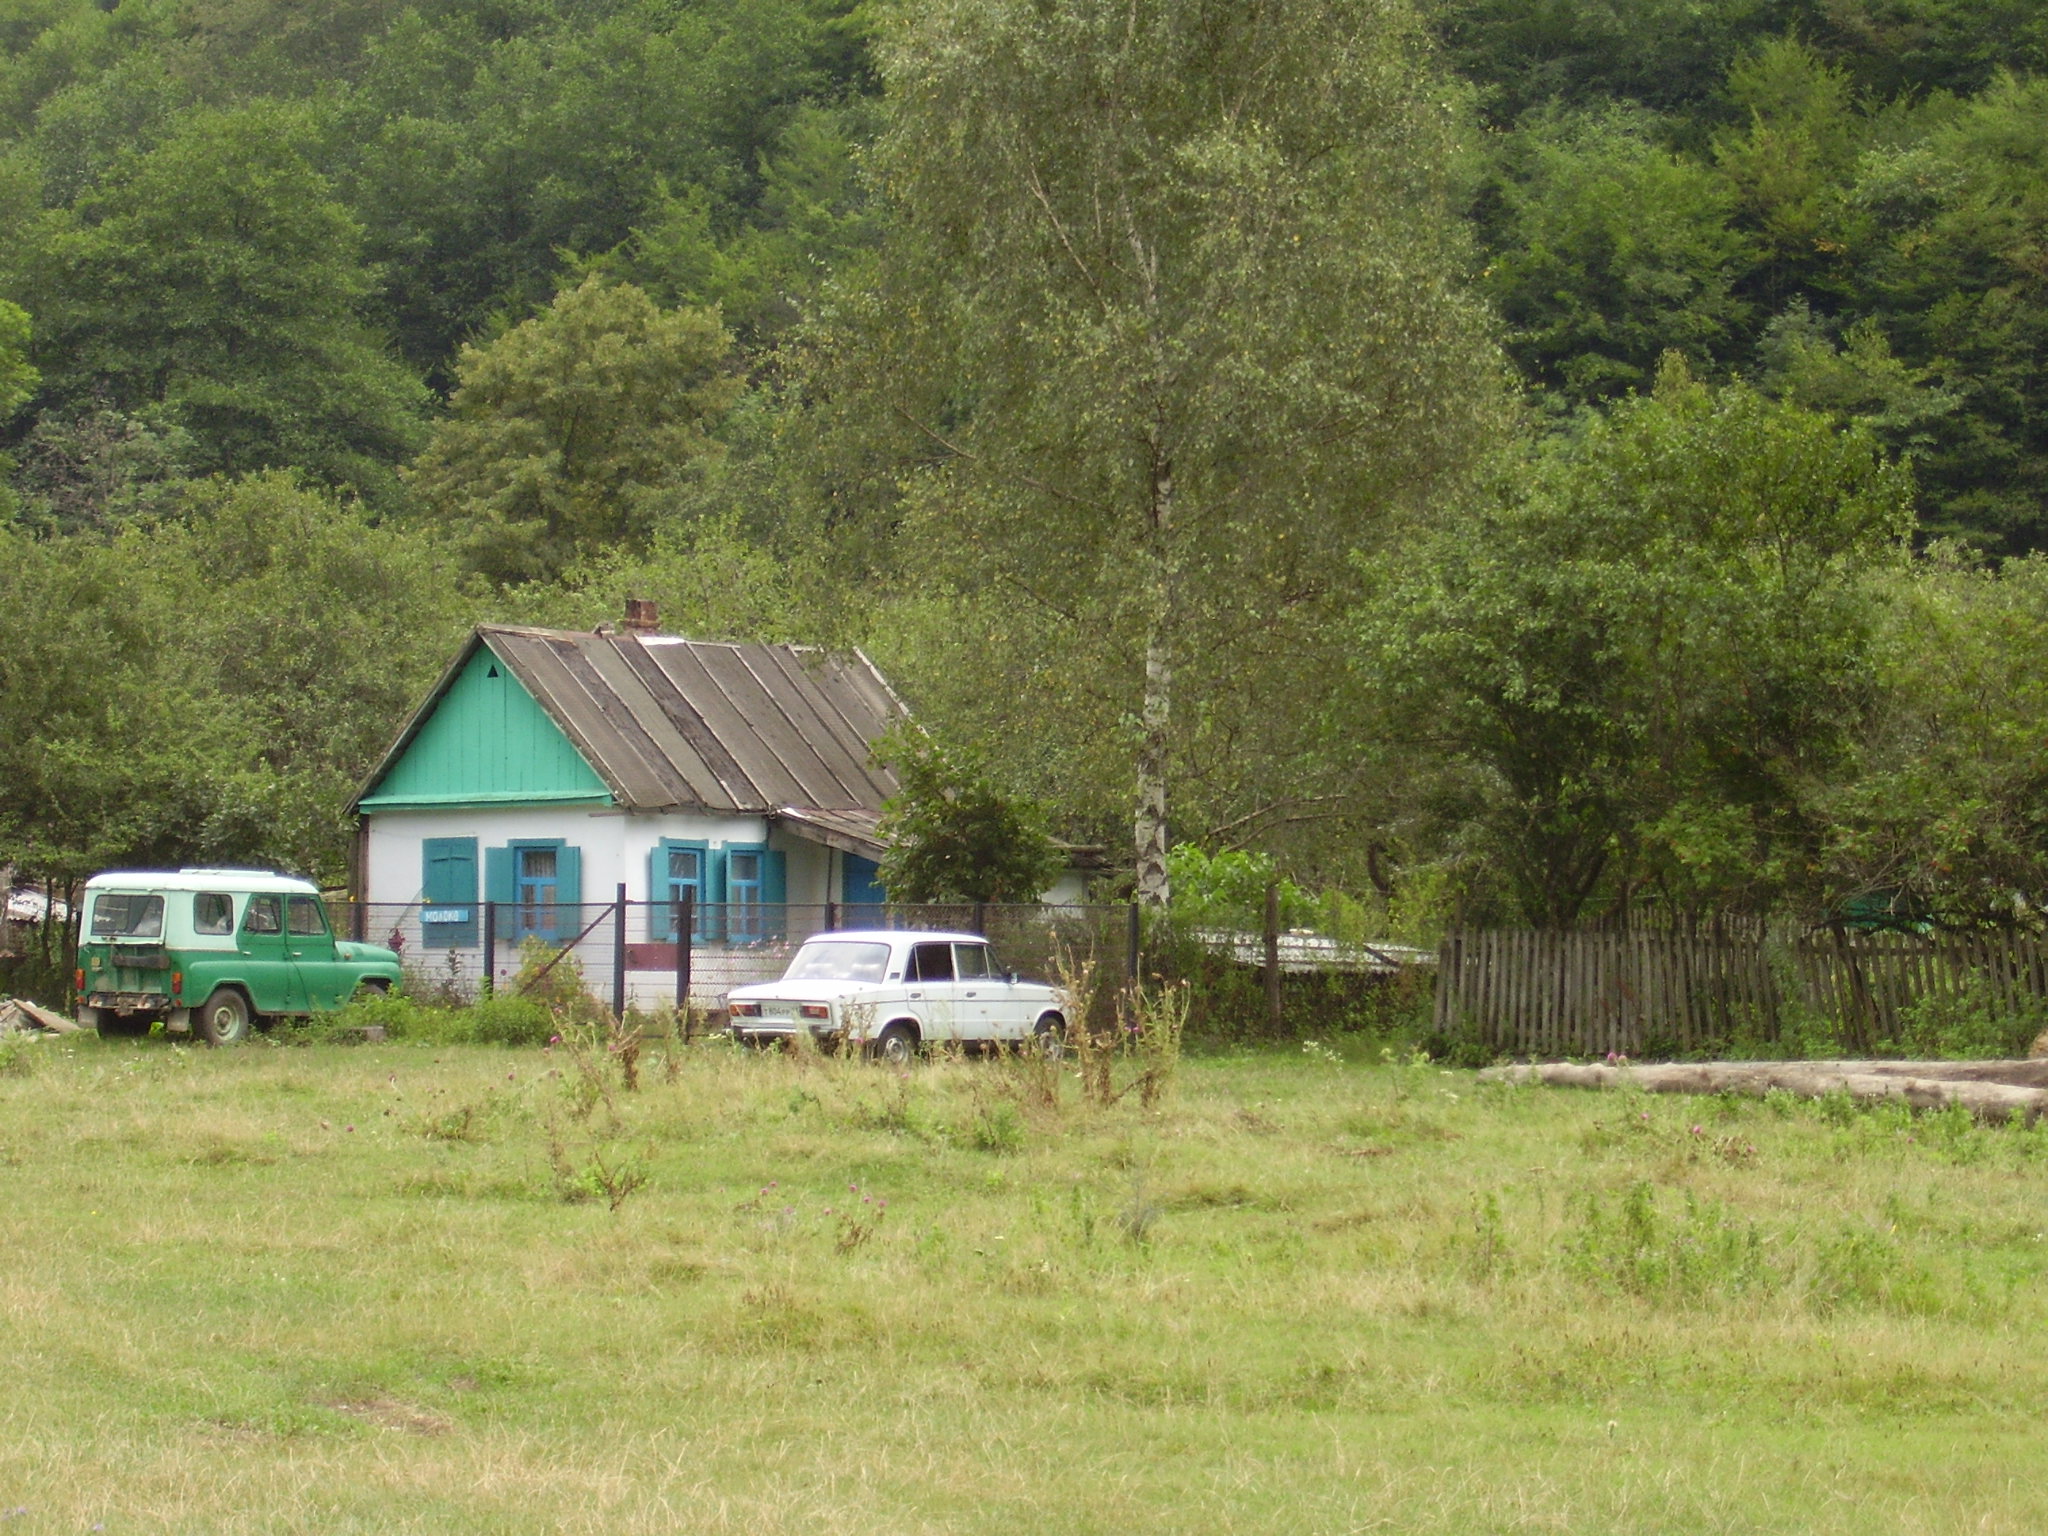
<box><xmin>782</xmin><ymin>940</ymin><xmax>891</xmax><ymax>983</ymax></box>
<box><xmin>91</xmin><ymin>893</ymin><xmax>164</xmax><ymax>939</ymax></box>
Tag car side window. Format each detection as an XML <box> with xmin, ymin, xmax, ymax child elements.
<box><xmin>954</xmin><ymin>943</ymin><xmax>993</xmax><ymax>979</ymax></box>
<box><xmin>287</xmin><ymin>896</ymin><xmax>328</xmax><ymax>937</ymax></box>
<box><xmin>908</xmin><ymin>943</ymin><xmax>954</xmax><ymax>982</ymax></box>
<box><xmin>194</xmin><ymin>892</ymin><xmax>234</xmax><ymax>936</ymax></box>
<box><xmin>243</xmin><ymin>895</ymin><xmax>282</xmax><ymax>935</ymax></box>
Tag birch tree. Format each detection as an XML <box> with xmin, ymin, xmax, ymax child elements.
<box><xmin>853</xmin><ymin>0</ymin><xmax>1502</xmax><ymax>903</ymax></box>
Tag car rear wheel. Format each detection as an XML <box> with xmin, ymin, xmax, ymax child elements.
<box><xmin>197</xmin><ymin>988</ymin><xmax>252</xmax><ymax>1047</ymax></box>
<box><xmin>1032</xmin><ymin>1014</ymin><xmax>1066</xmax><ymax>1060</ymax></box>
<box><xmin>872</xmin><ymin>1021</ymin><xmax>919</xmax><ymax>1066</ymax></box>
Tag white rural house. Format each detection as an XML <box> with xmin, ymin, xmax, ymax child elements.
<box><xmin>348</xmin><ymin>609</ymin><xmax>910</xmax><ymax>1003</ymax></box>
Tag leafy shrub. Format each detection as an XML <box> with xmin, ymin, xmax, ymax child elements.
<box><xmin>1891</xmin><ymin>970</ymin><xmax>2048</xmax><ymax>1059</ymax></box>
<box><xmin>466</xmin><ymin>994</ymin><xmax>558</xmax><ymax>1047</ymax></box>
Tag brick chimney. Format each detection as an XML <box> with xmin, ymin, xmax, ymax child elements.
<box><xmin>623</xmin><ymin>598</ymin><xmax>660</xmax><ymax>634</ymax></box>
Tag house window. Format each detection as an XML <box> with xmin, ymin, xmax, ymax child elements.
<box><xmin>651</xmin><ymin>839</ymin><xmax>709</xmax><ymax>941</ymax></box>
<box><xmin>727</xmin><ymin>846</ymin><xmax>765</xmax><ymax>944</ymax></box>
<box><xmin>484</xmin><ymin>840</ymin><xmax>580</xmax><ymax>944</ymax></box>
<box><xmin>517</xmin><ymin>846</ymin><xmax>561</xmax><ymax>940</ymax></box>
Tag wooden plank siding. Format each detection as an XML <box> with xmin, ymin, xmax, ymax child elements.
<box><xmin>1435</xmin><ymin>927</ymin><xmax>2048</xmax><ymax>1056</ymax></box>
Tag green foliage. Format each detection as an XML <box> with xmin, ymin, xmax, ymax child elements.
<box><xmin>1814</xmin><ymin>553</ymin><xmax>2048</xmax><ymax>919</ymax></box>
<box><xmin>1483</xmin><ymin>106</ymin><xmax>1752</xmax><ymax>406</ymax></box>
<box><xmin>875</xmin><ymin>730</ymin><xmax>1063</xmax><ymax>904</ymax></box>
<box><xmin>0</xmin><ymin>472</ymin><xmax>471</xmax><ymax>886</ymax></box>
<box><xmin>407</xmin><ymin>276</ymin><xmax>738</xmax><ymax>583</ymax></box>
<box><xmin>15</xmin><ymin>99</ymin><xmax>427</xmax><ymax>504</ymax></box>
<box><xmin>0</xmin><ymin>297</ymin><xmax>34</xmax><ymax>523</ymax></box>
<box><xmin>847</xmin><ymin>0</ymin><xmax>1505</xmax><ymax>901</ymax></box>
<box><xmin>1890</xmin><ymin>972</ymin><xmax>2048</xmax><ymax>1060</ymax></box>
<box><xmin>1364</xmin><ymin>363</ymin><xmax>1912</xmax><ymax>924</ymax></box>
<box><xmin>1164</xmin><ymin>844</ymin><xmax>1315</xmax><ymax>933</ymax></box>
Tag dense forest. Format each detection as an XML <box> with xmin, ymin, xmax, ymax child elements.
<box><xmin>2</xmin><ymin>0</ymin><xmax>2047</xmax><ymax>935</ymax></box>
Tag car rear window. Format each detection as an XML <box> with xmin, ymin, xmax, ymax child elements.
<box><xmin>91</xmin><ymin>893</ymin><xmax>164</xmax><ymax>938</ymax></box>
<box><xmin>907</xmin><ymin>943</ymin><xmax>954</xmax><ymax>982</ymax></box>
<box><xmin>783</xmin><ymin>941</ymin><xmax>890</xmax><ymax>982</ymax></box>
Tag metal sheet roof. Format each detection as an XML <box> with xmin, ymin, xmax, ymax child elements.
<box><xmin>355</xmin><ymin>625</ymin><xmax>903</xmax><ymax>817</ymax></box>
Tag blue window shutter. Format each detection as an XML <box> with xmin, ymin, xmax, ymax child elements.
<box><xmin>557</xmin><ymin>843</ymin><xmax>581</xmax><ymax>911</ymax></box>
<box><xmin>764</xmin><ymin>848</ymin><xmax>787</xmax><ymax>940</ymax></box>
<box><xmin>705</xmin><ymin>847</ymin><xmax>728</xmax><ymax>943</ymax></box>
<box><xmin>422</xmin><ymin>837</ymin><xmax>479</xmax><ymax>948</ymax></box>
<box><xmin>485</xmin><ymin>844</ymin><xmax>515</xmax><ymax>911</ymax></box>
<box><xmin>648</xmin><ymin>843</ymin><xmax>668</xmax><ymax>940</ymax></box>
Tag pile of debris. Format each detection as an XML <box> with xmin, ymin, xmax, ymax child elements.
<box><xmin>0</xmin><ymin>998</ymin><xmax>80</xmax><ymax>1036</ymax></box>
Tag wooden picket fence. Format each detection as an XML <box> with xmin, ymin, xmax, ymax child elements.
<box><xmin>1434</xmin><ymin>926</ymin><xmax>2048</xmax><ymax>1056</ymax></box>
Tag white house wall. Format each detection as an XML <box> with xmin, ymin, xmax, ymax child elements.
<box><xmin>363</xmin><ymin>807</ymin><xmax>832</xmax><ymax>1007</ymax></box>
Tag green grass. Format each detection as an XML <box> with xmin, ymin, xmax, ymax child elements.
<box><xmin>7</xmin><ymin>1031</ymin><xmax>2048</xmax><ymax>1533</ymax></box>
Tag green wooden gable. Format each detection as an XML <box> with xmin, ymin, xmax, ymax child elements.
<box><xmin>357</xmin><ymin>645</ymin><xmax>613</xmax><ymax>811</ymax></box>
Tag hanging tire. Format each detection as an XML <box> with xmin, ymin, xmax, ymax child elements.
<box><xmin>197</xmin><ymin>988</ymin><xmax>252</xmax><ymax>1047</ymax></box>
<box><xmin>871</xmin><ymin>1021</ymin><xmax>919</xmax><ymax>1066</ymax></box>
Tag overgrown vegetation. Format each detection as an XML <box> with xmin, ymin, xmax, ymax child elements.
<box><xmin>10</xmin><ymin>1036</ymin><xmax>2048</xmax><ymax>1529</ymax></box>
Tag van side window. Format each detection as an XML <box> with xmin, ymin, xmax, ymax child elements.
<box><xmin>244</xmin><ymin>895</ymin><xmax>282</xmax><ymax>935</ymax></box>
<box><xmin>194</xmin><ymin>893</ymin><xmax>234</xmax><ymax>936</ymax></box>
<box><xmin>287</xmin><ymin>896</ymin><xmax>328</xmax><ymax>937</ymax></box>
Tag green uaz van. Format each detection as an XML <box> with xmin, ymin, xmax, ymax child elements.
<box><xmin>76</xmin><ymin>869</ymin><xmax>403</xmax><ymax>1044</ymax></box>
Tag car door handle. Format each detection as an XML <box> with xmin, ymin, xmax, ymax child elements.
<box><xmin>963</xmin><ymin>991</ymin><xmax>978</xmax><ymax>998</ymax></box>
<box><xmin>909</xmin><ymin>990</ymin><xmax>922</xmax><ymax>999</ymax></box>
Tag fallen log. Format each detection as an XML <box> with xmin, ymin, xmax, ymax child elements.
<box><xmin>1478</xmin><ymin>1060</ymin><xmax>2048</xmax><ymax>1124</ymax></box>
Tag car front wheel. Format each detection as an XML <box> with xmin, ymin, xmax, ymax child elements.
<box><xmin>197</xmin><ymin>988</ymin><xmax>252</xmax><ymax>1047</ymax></box>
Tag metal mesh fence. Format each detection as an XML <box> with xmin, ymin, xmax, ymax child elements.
<box><xmin>341</xmin><ymin>899</ymin><xmax>1144</xmax><ymax>1017</ymax></box>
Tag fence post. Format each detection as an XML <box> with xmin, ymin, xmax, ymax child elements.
<box><xmin>825</xmin><ymin>900</ymin><xmax>838</xmax><ymax>933</ymax></box>
<box><xmin>1126</xmin><ymin>903</ymin><xmax>1141</xmax><ymax>982</ymax></box>
<box><xmin>612</xmin><ymin>884</ymin><xmax>628</xmax><ymax>1021</ymax></box>
<box><xmin>974</xmin><ymin>900</ymin><xmax>988</xmax><ymax>937</ymax></box>
<box><xmin>1264</xmin><ymin>880</ymin><xmax>1283</xmax><ymax>1037</ymax></box>
<box><xmin>481</xmin><ymin>901</ymin><xmax>496</xmax><ymax>998</ymax></box>
<box><xmin>674</xmin><ymin>893</ymin><xmax>693</xmax><ymax>1020</ymax></box>
<box><xmin>352</xmin><ymin>899</ymin><xmax>365</xmax><ymax>944</ymax></box>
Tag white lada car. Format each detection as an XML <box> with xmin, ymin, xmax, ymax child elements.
<box><xmin>724</xmin><ymin>930</ymin><xmax>1067</xmax><ymax>1063</ymax></box>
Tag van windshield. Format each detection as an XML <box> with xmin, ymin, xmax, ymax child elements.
<box><xmin>91</xmin><ymin>893</ymin><xmax>164</xmax><ymax>939</ymax></box>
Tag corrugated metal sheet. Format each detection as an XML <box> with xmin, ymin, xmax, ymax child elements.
<box><xmin>356</xmin><ymin>625</ymin><xmax>902</xmax><ymax>817</ymax></box>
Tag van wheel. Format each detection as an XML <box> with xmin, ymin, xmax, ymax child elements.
<box><xmin>197</xmin><ymin>989</ymin><xmax>252</xmax><ymax>1046</ymax></box>
<box><xmin>872</xmin><ymin>1022</ymin><xmax>919</xmax><ymax>1066</ymax></box>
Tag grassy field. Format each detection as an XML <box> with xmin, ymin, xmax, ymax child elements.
<box><xmin>7</xmin><ymin>1026</ymin><xmax>2048</xmax><ymax>1534</ymax></box>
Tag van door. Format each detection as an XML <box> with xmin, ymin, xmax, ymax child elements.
<box><xmin>238</xmin><ymin>894</ymin><xmax>307</xmax><ymax>1014</ymax></box>
<box><xmin>286</xmin><ymin>895</ymin><xmax>354</xmax><ymax>1011</ymax></box>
